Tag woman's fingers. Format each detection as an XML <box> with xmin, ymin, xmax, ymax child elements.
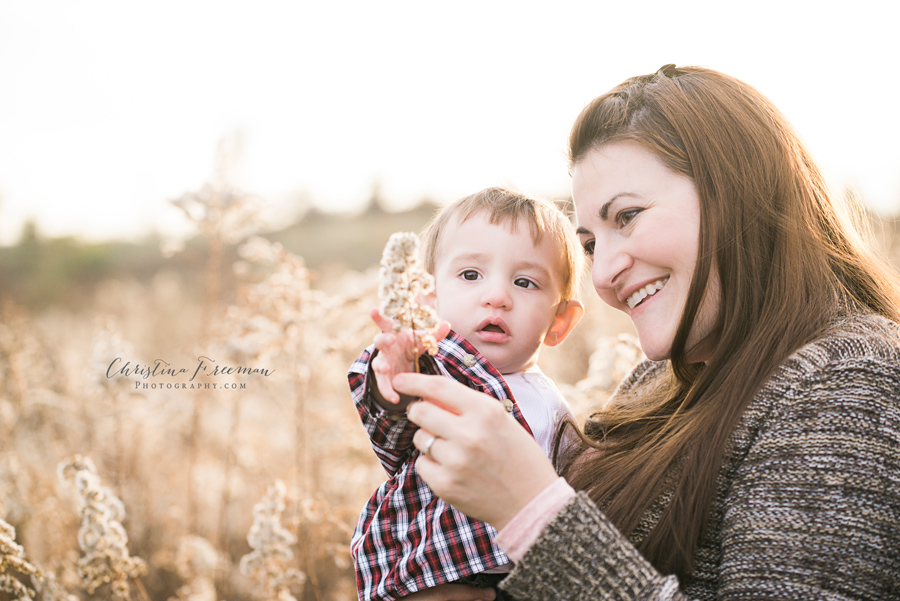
<box><xmin>394</xmin><ymin>373</ymin><xmax>478</xmax><ymax>415</ymax></box>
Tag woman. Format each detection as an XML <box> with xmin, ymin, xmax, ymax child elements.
<box><xmin>394</xmin><ymin>65</ymin><xmax>900</xmax><ymax>600</ymax></box>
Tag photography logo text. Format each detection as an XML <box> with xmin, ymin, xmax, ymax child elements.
<box><xmin>106</xmin><ymin>356</ymin><xmax>274</xmax><ymax>390</ymax></box>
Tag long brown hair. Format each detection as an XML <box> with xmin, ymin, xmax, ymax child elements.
<box><xmin>562</xmin><ymin>65</ymin><xmax>900</xmax><ymax>579</ymax></box>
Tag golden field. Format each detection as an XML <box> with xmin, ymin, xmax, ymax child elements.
<box><xmin>2</xmin><ymin>182</ymin><xmax>897</xmax><ymax>601</ymax></box>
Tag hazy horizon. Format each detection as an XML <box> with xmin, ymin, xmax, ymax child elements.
<box><xmin>2</xmin><ymin>1</ymin><xmax>898</xmax><ymax>246</ymax></box>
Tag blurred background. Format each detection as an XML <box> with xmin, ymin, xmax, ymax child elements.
<box><xmin>1</xmin><ymin>2</ymin><xmax>898</xmax><ymax>600</ymax></box>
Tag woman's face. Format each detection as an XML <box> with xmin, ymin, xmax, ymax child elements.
<box><xmin>572</xmin><ymin>140</ymin><xmax>720</xmax><ymax>363</ymax></box>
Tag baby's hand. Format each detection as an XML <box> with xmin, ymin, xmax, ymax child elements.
<box><xmin>369</xmin><ymin>308</ymin><xmax>449</xmax><ymax>404</ymax></box>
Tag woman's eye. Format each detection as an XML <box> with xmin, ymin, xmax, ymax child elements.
<box><xmin>514</xmin><ymin>277</ymin><xmax>537</xmax><ymax>289</ymax></box>
<box><xmin>461</xmin><ymin>270</ymin><xmax>480</xmax><ymax>281</ymax></box>
<box><xmin>616</xmin><ymin>209</ymin><xmax>642</xmax><ymax>228</ymax></box>
<box><xmin>582</xmin><ymin>240</ymin><xmax>595</xmax><ymax>258</ymax></box>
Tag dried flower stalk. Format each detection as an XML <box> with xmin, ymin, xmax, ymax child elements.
<box><xmin>30</xmin><ymin>570</ymin><xmax>78</xmax><ymax>601</ymax></box>
<box><xmin>169</xmin><ymin>535</ymin><xmax>220</xmax><ymax>601</ymax></box>
<box><xmin>239</xmin><ymin>481</ymin><xmax>306</xmax><ymax>601</ymax></box>
<box><xmin>378</xmin><ymin>232</ymin><xmax>439</xmax><ymax>358</ymax></box>
<box><xmin>57</xmin><ymin>456</ymin><xmax>147</xmax><ymax>600</ymax></box>
<box><xmin>1</xmin><ymin>518</ymin><xmax>40</xmax><ymax>601</ymax></box>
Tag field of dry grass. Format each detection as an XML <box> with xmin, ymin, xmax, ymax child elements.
<box><xmin>0</xmin><ymin>229</ymin><xmax>645</xmax><ymax>601</ymax></box>
<box><xmin>0</xmin><ymin>159</ymin><xmax>655</xmax><ymax>601</ymax></box>
<box><xmin>3</xmin><ymin>167</ymin><xmax>897</xmax><ymax>600</ymax></box>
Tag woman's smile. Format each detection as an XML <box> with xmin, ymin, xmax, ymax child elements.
<box><xmin>625</xmin><ymin>277</ymin><xmax>669</xmax><ymax>309</ymax></box>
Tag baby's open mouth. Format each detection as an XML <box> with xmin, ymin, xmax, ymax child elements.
<box><xmin>481</xmin><ymin>324</ymin><xmax>506</xmax><ymax>333</ymax></box>
<box><xmin>626</xmin><ymin>278</ymin><xmax>668</xmax><ymax>309</ymax></box>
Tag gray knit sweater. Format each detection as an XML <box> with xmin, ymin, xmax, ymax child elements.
<box><xmin>501</xmin><ymin>313</ymin><xmax>900</xmax><ymax>600</ymax></box>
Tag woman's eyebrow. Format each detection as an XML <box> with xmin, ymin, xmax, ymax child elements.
<box><xmin>575</xmin><ymin>200</ymin><xmax>615</xmax><ymax>232</ymax></box>
<box><xmin>582</xmin><ymin>192</ymin><xmax>642</xmax><ymax>224</ymax></box>
<box><xmin>599</xmin><ymin>199</ymin><xmax>615</xmax><ymax>220</ymax></box>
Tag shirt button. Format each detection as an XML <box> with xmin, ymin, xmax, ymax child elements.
<box><xmin>537</xmin><ymin>377</ymin><xmax>551</xmax><ymax>390</ymax></box>
<box><xmin>463</xmin><ymin>354</ymin><xmax>477</xmax><ymax>367</ymax></box>
<box><xmin>503</xmin><ymin>399</ymin><xmax>515</xmax><ymax>413</ymax></box>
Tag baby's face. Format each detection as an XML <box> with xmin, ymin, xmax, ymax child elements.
<box><xmin>432</xmin><ymin>213</ymin><xmax>568</xmax><ymax>374</ymax></box>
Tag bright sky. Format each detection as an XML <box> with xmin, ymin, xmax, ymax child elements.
<box><xmin>1</xmin><ymin>1</ymin><xmax>898</xmax><ymax>245</ymax></box>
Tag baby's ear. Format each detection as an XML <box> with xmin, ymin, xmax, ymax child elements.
<box><xmin>543</xmin><ymin>299</ymin><xmax>584</xmax><ymax>347</ymax></box>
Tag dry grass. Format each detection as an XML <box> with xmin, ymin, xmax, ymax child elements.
<box><xmin>11</xmin><ymin>159</ymin><xmax>890</xmax><ymax>600</ymax></box>
<box><xmin>0</xmin><ymin>230</ymin><xmax>640</xmax><ymax>601</ymax></box>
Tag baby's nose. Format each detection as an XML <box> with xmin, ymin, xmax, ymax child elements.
<box><xmin>482</xmin><ymin>283</ymin><xmax>512</xmax><ymax>309</ymax></box>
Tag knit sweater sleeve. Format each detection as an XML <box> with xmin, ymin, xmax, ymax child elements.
<box><xmin>500</xmin><ymin>492</ymin><xmax>683</xmax><ymax>600</ymax></box>
<box><xmin>500</xmin><ymin>326</ymin><xmax>900</xmax><ymax>600</ymax></box>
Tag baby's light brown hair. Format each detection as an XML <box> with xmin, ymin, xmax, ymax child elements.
<box><xmin>420</xmin><ymin>187</ymin><xmax>582</xmax><ymax>302</ymax></box>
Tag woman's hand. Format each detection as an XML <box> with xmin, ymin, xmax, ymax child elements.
<box><xmin>369</xmin><ymin>308</ymin><xmax>450</xmax><ymax>404</ymax></box>
<box><xmin>401</xmin><ymin>583</ymin><xmax>497</xmax><ymax>600</ymax></box>
<box><xmin>396</xmin><ymin>372</ymin><xmax>559</xmax><ymax>530</ymax></box>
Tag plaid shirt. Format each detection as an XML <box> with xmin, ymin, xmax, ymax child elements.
<box><xmin>349</xmin><ymin>331</ymin><xmax>534</xmax><ymax>601</ymax></box>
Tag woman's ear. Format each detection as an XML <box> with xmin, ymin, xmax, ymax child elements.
<box><xmin>543</xmin><ymin>299</ymin><xmax>585</xmax><ymax>347</ymax></box>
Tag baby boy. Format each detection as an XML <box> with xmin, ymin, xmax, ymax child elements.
<box><xmin>349</xmin><ymin>187</ymin><xmax>583</xmax><ymax>600</ymax></box>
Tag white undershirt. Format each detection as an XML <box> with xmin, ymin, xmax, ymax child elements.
<box><xmin>503</xmin><ymin>366</ymin><xmax>572</xmax><ymax>456</ymax></box>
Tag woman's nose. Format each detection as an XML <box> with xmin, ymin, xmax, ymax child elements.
<box><xmin>591</xmin><ymin>245</ymin><xmax>632</xmax><ymax>292</ymax></box>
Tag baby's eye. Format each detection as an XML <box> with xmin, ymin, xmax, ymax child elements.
<box><xmin>582</xmin><ymin>240</ymin><xmax>595</xmax><ymax>258</ymax></box>
<box><xmin>616</xmin><ymin>209</ymin><xmax>642</xmax><ymax>228</ymax></box>
<box><xmin>514</xmin><ymin>277</ymin><xmax>537</xmax><ymax>289</ymax></box>
<box><xmin>461</xmin><ymin>270</ymin><xmax>480</xmax><ymax>281</ymax></box>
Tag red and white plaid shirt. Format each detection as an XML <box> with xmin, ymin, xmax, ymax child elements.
<box><xmin>349</xmin><ymin>331</ymin><xmax>534</xmax><ymax>601</ymax></box>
